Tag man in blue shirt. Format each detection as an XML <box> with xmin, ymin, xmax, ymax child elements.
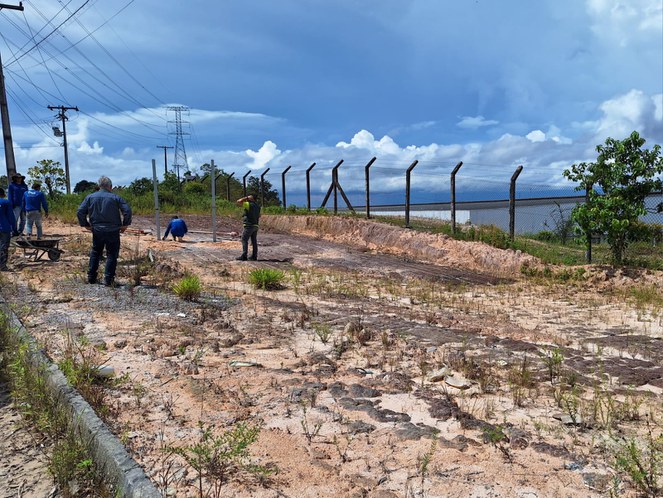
<box><xmin>77</xmin><ymin>176</ymin><xmax>132</xmax><ymax>286</ymax></box>
<box><xmin>8</xmin><ymin>173</ymin><xmax>28</xmax><ymax>235</ymax></box>
<box><xmin>22</xmin><ymin>182</ymin><xmax>49</xmax><ymax>239</ymax></box>
<box><xmin>162</xmin><ymin>215</ymin><xmax>188</xmax><ymax>241</ymax></box>
<box><xmin>0</xmin><ymin>187</ymin><xmax>17</xmax><ymax>271</ymax></box>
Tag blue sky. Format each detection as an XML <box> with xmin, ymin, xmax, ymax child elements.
<box><xmin>1</xmin><ymin>0</ymin><xmax>661</xmax><ymax>202</ymax></box>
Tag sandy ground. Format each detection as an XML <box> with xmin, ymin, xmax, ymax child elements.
<box><xmin>1</xmin><ymin>213</ymin><xmax>662</xmax><ymax>497</ymax></box>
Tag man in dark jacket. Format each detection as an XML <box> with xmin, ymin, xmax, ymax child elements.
<box><xmin>8</xmin><ymin>174</ymin><xmax>27</xmax><ymax>235</ymax></box>
<box><xmin>235</xmin><ymin>194</ymin><xmax>260</xmax><ymax>261</ymax></box>
<box><xmin>0</xmin><ymin>187</ymin><xmax>17</xmax><ymax>271</ymax></box>
<box><xmin>77</xmin><ymin>176</ymin><xmax>132</xmax><ymax>286</ymax></box>
<box><xmin>162</xmin><ymin>215</ymin><xmax>188</xmax><ymax>241</ymax></box>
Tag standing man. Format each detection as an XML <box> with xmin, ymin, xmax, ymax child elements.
<box><xmin>235</xmin><ymin>194</ymin><xmax>260</xmax><ymax>261</ymax></box>
<box><xmin>22</xmin><ymin>182</ymin><xmax>49</xmax><ymax>239</ymax></box>
<box><xmin>162</xmin><ymin>215</ymin><xmax>188</xmax><ymax>241</ymax></box>
<box><xmin>0</xmin><ymin>188</ymin><xmax>17</xmax><ymax>271</ymax></box>
<box><xmin>77</xmin><ymin>176</ymin><xmax>132</xmax><ymax>286</ymax></box>
<box><xmin>8</xmin><ymin>174</ymin><xmax>28</xmax><ymax>235</ymax></box>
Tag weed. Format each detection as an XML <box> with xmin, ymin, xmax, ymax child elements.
<box><xmin>540</xmin><ymin>346</ymin><xmax>564</xmax><ymax>384</ymax></box>
<box><xmin>507</xmin><ymin>356</ymin><xmax>537</xmax><ymax>407</ymax></box>
<box><xmin>612</xmin><ymin>423</ymin><xmax>662</xmax><ymax>497</ymax></box>
<box><xmin>312</xmin><ymin>323</ymin><xmax>332</xmax><ymax>344</ymax></box>
<box><xmin>300</xmin><ymin>404</ymin><xmax>323</xmax><ymax>445</ymax></box>
<box><xmin>172</xmin><ymin>274</ymin><xmax>202</xmax><ymax>301</ymax></box>
<box><xmin>169</xmin><ymin>421</ymin><xmax>273</xmax><ymax>498</ymax></box>
<box><xmin>248</xmin><ymin>268</ymin><xmax>285</xmax><ymax>290</ymax></box>
<box><xmin>482</xmin><ymin>424</ymin><xmax>512</xmax><ymax>462</ymax></box>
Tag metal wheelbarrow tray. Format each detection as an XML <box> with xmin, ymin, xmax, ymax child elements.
<box><xmin>12</xmin><ymin>237</ymin><xmax>64</xmax><ymax>262</ymax></box>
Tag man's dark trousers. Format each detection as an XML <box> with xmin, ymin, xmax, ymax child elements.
<box><xmin>0</xmin><ymin>232</ymin><xmax>10</xmax><ymax>270</ymax></box>
<box><xmin>88</xmin><ymin>229</ymin><xmax>120</xmax><ymax>284</ymax></box>
<box><xmin>240</xmin><ymin>226</ymin><xmax>259</xmax><ymax>260</ymax></box>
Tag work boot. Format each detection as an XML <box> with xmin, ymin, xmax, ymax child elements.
<box><xmin>104</xmin><ymin>277</ymin><xmax>115</xmax><ymax>287</ymax></box>
<box><xmin>236</xmin><ymin>255</ymin><xmax>247</xmax><ymax>261</ymax></box>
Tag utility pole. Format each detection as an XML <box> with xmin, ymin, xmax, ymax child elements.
<box><xmin>48</xmin><ymin>105</ymin><xmax>79</xmax><ymax>194</ymax></box>
<box><xmin>0</xmin><ymin>2</ymin><xmax>24</xmax><ymax>180</ymax></box>
<box><xmin>156</xmin><ymin>145</ymin><xmax>173</xmax><ymax>175</ymax></box>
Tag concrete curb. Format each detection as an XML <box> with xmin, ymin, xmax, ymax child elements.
<box><xmin>1</xmin><ymin>299</ymin><xmax>161</xmax><ymax>498</ymax></box>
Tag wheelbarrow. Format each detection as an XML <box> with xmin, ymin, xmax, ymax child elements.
<box><xmin>11</xmin><ymin>237</ymin><xmax>64</xmax><ymax>262</ymax></box>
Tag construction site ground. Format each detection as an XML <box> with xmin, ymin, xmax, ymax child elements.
<box><xmin>1</xmin><ymin>213</ymin><xmax>662</xmax><ymax>497</ymax></box>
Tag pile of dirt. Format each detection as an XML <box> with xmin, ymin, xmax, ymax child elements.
<box><xmin>262</xmin><ymin>215</ymin><xmax>539</xmax><ymax>275</ymax></box>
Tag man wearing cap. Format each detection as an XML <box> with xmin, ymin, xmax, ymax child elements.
<box><xmin>0</xmin><ymin>187</ymin><xmax>17</xmax><ymax>271</ymax></box>
<box><xmin>8</xmin><ymin>173</ymin><xmax>28</xmax><ymax>235</ymax></box>
<box><xmin>77</xmin><ymin>176</ymin><xmax>132</xmax><ymax>286</ymax></box>
<box><xmin>22</xmin><ymin>182</ymin><xmax>49</xmax><ymax>239</ymax></box>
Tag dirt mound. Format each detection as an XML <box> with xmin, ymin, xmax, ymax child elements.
<box><xmin>262</xmin><ymin>215</ymin><xmax>538</xmax><ymax>275</ymax></box>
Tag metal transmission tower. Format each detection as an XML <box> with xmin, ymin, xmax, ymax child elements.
<box><xmin>166</xmin><ymin>106</ymin><xmax>189</xmax><ymax>180</ymax></box>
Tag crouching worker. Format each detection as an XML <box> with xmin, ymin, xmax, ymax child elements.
<box><xmin>162</xmin><ymin>215</ymin><xmax>188</xmax><ymax>241</ymax></box>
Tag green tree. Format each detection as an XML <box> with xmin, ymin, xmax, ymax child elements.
<box><xmin>247</xmin><ymin>175</ymin><xmax>280</xmax><ymax>206</ymax></box>
<box><xmin>28</xmin><ymin>159</ymin><xmax>66</xmax><ymax>199</ymax></box>
<box><xmin>73</xmin><ymin>180</ymin><xmax>97</xmax><ymax>194</ymax></box>
<box><xmin>159</xmin><ymin>171</ymin><xmax>182</xmax><ymax>192</ymax></box>
<box><xmin>129</xmin><ymin>177</ymin><xmax>153</xmax><ymax>196</ymax></box>
<box><xmin>563</xmin><ymin>131</ymin><xmax>663</xmax><ymax>264</ymax></box>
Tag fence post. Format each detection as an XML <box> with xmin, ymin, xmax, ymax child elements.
<box><xmin>365</xmin><ymin>157</ymin><xmax>376</xmax><ymax>219</ymax></box>
<box><xmin>260</xmin><ymin>168</ymin><xmax>270</xmax><ymax>207</ymax></box>
<box><xmin>281</xmin><ymin>165</ymin><xmax>291</xmax><ymax>209</ymax></box>
<box><xmin>211</xmin><ymin>159</ymin><xmax>217</xmax><ymax>242</ymax></box>
<box><xmin>242</xmin><ymin>171</ymin><xmax>251</xmax><ymax>196</ymax></box>
<box><xmin>586</xmin><ymin>183</ymin><xmax>593</xmax><ymax>263</ymax></box>
<box><xmin>332</xmin><ymin>160</ymin><xmax>343</xmax><ymax>214</ymax></box>
<box><xmin>450</xmin><ymin>161</ymin><xmax>463</xmax><ymax>234</ymax></box>
<box><xmin>306</xmin><ymin>163</ymin><xmax>316</xmax><ymax>211</ymax></box>
<box><xmin>509</xmin><ymin>165</ymin><xmax>523</xmax><ymax>241</ymax></box>
<box><xmin>226</xmin><ymin>172</ymin><xmax>234</xmax><ymax>200</ymax></box>
<box><xmin>152</xmin><ymin>159</ymin><xmax>160</xmax><ymax>240</ymax></box>
<box><xmin>404</xmin><ymin>160</ymin><xmax>419</xmax><ymax>228</ymax></box>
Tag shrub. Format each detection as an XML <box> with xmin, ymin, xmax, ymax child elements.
<box><xmin>248</xmin><ymin>268</ymin><xmax>285</xmax><ymax>290</ymax></box>
<box><xmin>172</xmin><ymin>275</ymin><xmax>202</xmax><ymax>301</ymax></box>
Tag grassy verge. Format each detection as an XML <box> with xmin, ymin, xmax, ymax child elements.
<box><xmin>0</xmin><ymin>309</ymin><xmax>113</xmax><ymax>497</ymax></box>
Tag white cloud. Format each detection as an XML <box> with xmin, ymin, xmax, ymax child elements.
<box><xmin>245</xmin><ymin>141</ymin><xmax>281</xmax><ymax>170</ymax></box>
<box><xmin>595</xmin><ymin>88</ymin><xmax>658</xmax><ymax>138</ymax></box>
<box><xmin>526</xmin><ymin>130</ymin><xmax>546</xmax><ymax>143</ymax></box>
<box><xmin>457</xmin><ymin>115</ymin><xmax>499</xmax><ymax>129</ymax></box>
<box><xmin>586</xmin><ymin>0</ymin><xmax>662</xmax><ymax>45</ymax></box>
<box><xmin>77</xmin><ymin>141</ymin><xmax>104</xmax><ymax>155</ymax></box>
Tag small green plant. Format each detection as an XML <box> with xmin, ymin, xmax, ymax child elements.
<box><xmin>300</xmin><ymin>404</ymin><xmax>323</xmax><ymax>445</ymax></box>
<box><xmin>169</xmin><ymin>421</ymin><xmax>272</xmax><ymax>497</ymax></box>
<box><xmin>482</xmin><ymin>424</ymin><xmax>512</xmax><ymax>462</ymax></box>
<box><xmin>613</xmin><ymin>424</ymin><xmax>662</xmax><ymax>497</ymax></box>
<box><xmin>173</xmin><ymin>274</ymin><xmax>202</xmax><ymax>301</ymax></box>
<box><xmin>540</xmin><ymin>346</ymin><xmax>564</xmax><ymax>384</ymax></box>
<box><xmin>248</xmin><ymin>268</ymin><xmax>285</xmax><ymax>290</ymax></box>
<box><xmin>312</xmin><ymin>323</ymin><xmax>332</xmax><ymax>344</ymax></box>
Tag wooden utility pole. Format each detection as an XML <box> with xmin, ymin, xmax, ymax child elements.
<box><xmin>48</xmin><ymin>105</ymin><xmax>79</xmax><ymax>194</ymax></box>
<box><xmin>0</xmin><ymin>2</ymin><xmax>25</xmax><ymax>180</ymax></box>
<box><xmin>156</xmin><ymin>145</ymin><xmax>173</xmax><ymax>175</ymax></box>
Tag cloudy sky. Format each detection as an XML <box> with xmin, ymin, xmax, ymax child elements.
<box><xmin>1</xmin><ymin>0</ymin><xmax>661</xmax><ymax>203</ymax></box>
